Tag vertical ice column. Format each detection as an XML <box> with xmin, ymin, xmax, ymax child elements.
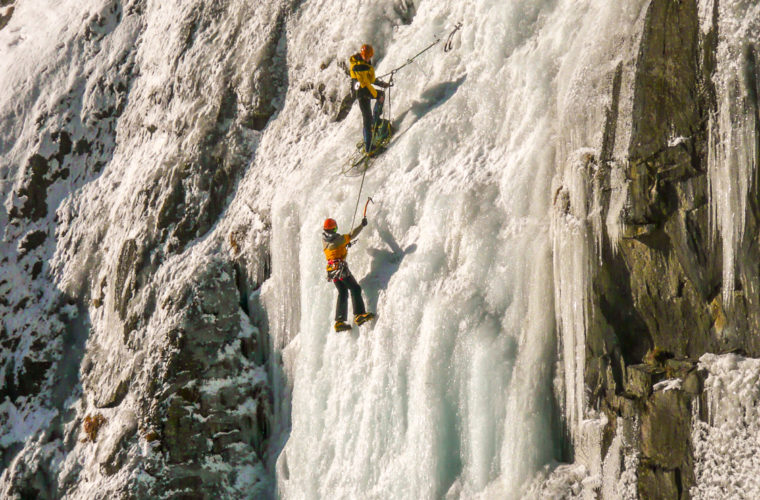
<box><xmin>551</xmin><ymin>152</ymin><xmax>597</xmax><ymax>446</ymax></box>
<box><xmin>261</xmin><ymin>198</ymin><xmax>302</xmax><ymax>450</ymax></box>
<box><xmin>705</xmin><ymin>0</ymin><xmax>760</xmax><ymax>303</ymax></box>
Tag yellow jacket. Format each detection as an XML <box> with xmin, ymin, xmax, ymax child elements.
<box><xmin>349</xmin><ymin>54</ymin><xmax>378</xmax><ymax>98</ymax></box>
<box><xmin>323</xmin><ymin>223</ymin><xmax>364</xmax><ymax>262</ymax></box>
<box><xmin>324</xmin><ymin>234</ymin><xmax>351</xmax><ymax>261</ymax></box>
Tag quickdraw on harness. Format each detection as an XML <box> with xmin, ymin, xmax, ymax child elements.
<box><xmin>444</xmin><ymin>22</ymin><xmax>463</xmax><ymax>52</ymax></box>
<box><xmin>326</xmin><ymin>259</ymin><xmax>348</xmax><ymax>281</ymax></box>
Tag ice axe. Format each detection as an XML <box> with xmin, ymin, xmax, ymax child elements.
<box><xmin>348</xmin><ymin>197</ymin><xmax>374</xmax><ymax>248</ymax></box>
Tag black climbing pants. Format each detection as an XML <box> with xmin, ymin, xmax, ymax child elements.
<box><xmin>333</xmin><ymin>274</ymin><xmax>366</xmax><ymax>321</ymax></box>
<box><xmin>358</xmin><ymin>88</ymin><xmax>384</xmax><ymax>152</ymax></box>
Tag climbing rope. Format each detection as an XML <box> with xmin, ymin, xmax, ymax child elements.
<box><xmin>387</xmin><ymin>73</ymin><xmax>393</xmax><ymax>124</ymax></box>
<box><xmin>382</xmin><ymin>71</ymin><xmax>395</xmax><ymax>131</ymax></box>
<box><xmin>378</xmin><ymin>22</ymin><xmax>462</xmax><ymax>79</ymax></box>
<box><xmin>350</xmin><ymin>167</ymin><xmax>368</xmax><ymax>230</ymax></box>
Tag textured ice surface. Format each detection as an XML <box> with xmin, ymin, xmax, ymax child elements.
<box><xmin>692</xmin><ymin>354</ymin><xmax>760</xmax><ymax>499</ymax></box>
<box><xmin>274</xmin><ymin>0</ymin><xmax>649</xmax><ymax>498</ymax></box>
<box><xmin>0</xmin><ymin>0</ymin><xmax>650</xmax><ymax>497</ymax></box>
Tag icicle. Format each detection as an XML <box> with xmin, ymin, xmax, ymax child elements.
<box><xmin>706</xmin><ymin>0</ymin><xmax>760</xmax><ymax>304</ymax></box>
<box><xmin>551</xmin><ymin>150</ymin><xmax>597</xmax><ymax>445</ymax></box>
<box><xmin>604</xmin><ymin>161</ymin><xmax>629</xmax><ymax>255</ymax></box>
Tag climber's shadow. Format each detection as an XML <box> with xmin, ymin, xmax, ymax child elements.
<box><xmin>392</xmin><ymin>74</ymin><xmax>467</xmax><ymax>140</ymax></box>
<box><xmin>360</xmin><ymin>226</ymin><xmax>417</xmax><ymax>314</ymax></box>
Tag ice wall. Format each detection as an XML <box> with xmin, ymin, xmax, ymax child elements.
<box><xmin>550</xmin><ymin>0</ymin><xmax>647</xmax><ymax>469</ymax></box>
<box><xmin>269</xmin><ymin>0</ymin><xmax>647</xmax><ymax>498</ymax></box>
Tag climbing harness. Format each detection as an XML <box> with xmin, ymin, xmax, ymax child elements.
<box><xmin>379</xmin><ymin>22</ymin><xmax>463</xmax><ymax>79</ymax></box>
<box><xmin>326</xmin><ymin>259</ymin><xmax>349</xmax><ymax>281</ymax></box>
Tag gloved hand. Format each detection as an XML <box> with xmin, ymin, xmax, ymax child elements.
<box><xmin>362</xmin><ymin>217</ymin><xmax>368</xmax><ymax>226</ymax></box>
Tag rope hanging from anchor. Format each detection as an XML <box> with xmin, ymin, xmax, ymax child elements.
<box><xmin>379</xmin><ymin>22</ymin><xmax>463</xmax><ymax>79</ymax></box>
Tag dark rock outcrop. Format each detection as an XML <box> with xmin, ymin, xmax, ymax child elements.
<box><xmin>564</xmin><ymin>0</ymin><xmax>760</xmax><ymax>496</ymax></box>
<box><xmin>135</xmin><ymin>258</ymin><xmax>272</xmax><ymax>498</ymax></box>
<box><xmin>0</xmin><ymin>3</ymin><xmax>13</xmax><ymax>32</ymax></box>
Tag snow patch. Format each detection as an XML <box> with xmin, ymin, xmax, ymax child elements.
<box><xmin>691</xmin><ymin>353</ymin><xmax>760</xmax><ymax>499</ymax></box>
<box><xmin>653</xmin><ymin>378</ymin><xmax>682</xmax><ymax>392</ymax></box>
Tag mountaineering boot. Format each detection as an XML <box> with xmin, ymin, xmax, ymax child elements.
<box><xmin>354</xmin><ymin>312</ymin><xmax>375</xmax><ymax>326</ymax></box>
<box><xmin>334</xmin><ymin>320</ymin><xmax>352</xmax><ymax>332</ymax></box>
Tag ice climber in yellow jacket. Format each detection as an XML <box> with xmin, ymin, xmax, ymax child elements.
<box><xmin>322</xmin><ymin>217</ymin><xmax>375</xmax><ymax>332</ymax></box>
<box><xmin>350</xmin><ymin>43</ymin><xmax>391</xmax><ymax>154</ymax></box>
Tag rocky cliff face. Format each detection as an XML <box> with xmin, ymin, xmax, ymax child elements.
<box><xmin>0</xmin><ymin>0</ymin><xmax>290</xmax><ymax>497</ymax></box>
<box><xmin>553</xmin><ymin>0</ymin><xmax>760</xmax><ymax>497</ymax></box>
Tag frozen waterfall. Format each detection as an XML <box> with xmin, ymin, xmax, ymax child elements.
<box><xmin>265</xmin><ymin>1</ymin><xmax>647</xmax><ymax>498</ymax></box>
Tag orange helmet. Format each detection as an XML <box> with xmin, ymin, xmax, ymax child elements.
<box><xmin>360</xmin><ymin>44</ymin><xmax>374</xmax><ymax>60</ymax></box>
<box><xmin>323</xmin><ymin>218</ymin><xmax>338</xmax><ymax>231</ymax></box>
